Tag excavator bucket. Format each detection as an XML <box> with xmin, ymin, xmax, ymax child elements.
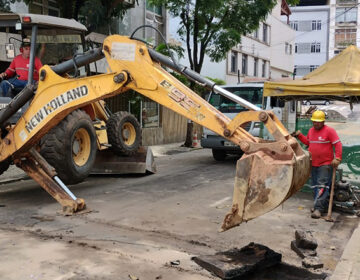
<box><xmin>219</xmin><ymin>111</ymin><xmax>311</xmax><ymax>231</ymax></box>
<box><xmin>221</xmin><ymin>149</ymin><xmax>310</xmax><ymax>231</ymax></box>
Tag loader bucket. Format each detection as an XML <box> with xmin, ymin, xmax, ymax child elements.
<box><xmin>221</xmin><ymin>149</ymin><xmax>311</xmax><ymax>231</ymax></box>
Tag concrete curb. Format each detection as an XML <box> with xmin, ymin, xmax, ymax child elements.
<box><xmin>0</xmin><ymin>175</ymin><xmax>30</xmax><ymax>185</ymax></box>
<box><xmin>0</xmin><ymin>143</ymin><xmax>201</xmax><ymax>184</ymax></box>
<box><xmin>331</xmin><ymin>223</ymin><xmax>360</xmax><ymax>280</ymax></box>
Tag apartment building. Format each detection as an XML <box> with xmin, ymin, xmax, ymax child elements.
<box><xmin>289</xmin><ymin>3</ymin><xmax>330</xmax><ymax>77</ymax></box>
<box><xmin>196</xmin><ymin>0</ymin><xmax>294</xmax><ymax>83</ymax></box>
<box><xmin>329</xmin><ymin>0</ymin><xmax>360</xmax><ymax>59</ymax></box>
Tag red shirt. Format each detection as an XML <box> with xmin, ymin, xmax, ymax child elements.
<box><xmin>5</xmin><ymin>54</ymin><xmax>42</xmax><ymax>81</ymax></box>
<box><xmin>298</xmin><ymin>125</ymin><xmax>342</xmax><ymax>167</ymax></box>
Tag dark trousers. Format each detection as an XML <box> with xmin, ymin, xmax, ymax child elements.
<box><xmin>0</xmin><ymin>78</ymin><xmax>27</xmax><ymax>97</ymax></box>
<box><xmin>311</xmin><ymin>165</ymin><xmax>332</xmax><ymax>212</ymax></box>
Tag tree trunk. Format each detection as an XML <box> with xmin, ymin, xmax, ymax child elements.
<box><xmin>183</xmin><ymin>120</ymin><xmax>193</xmax><ymax>147</ymax></box>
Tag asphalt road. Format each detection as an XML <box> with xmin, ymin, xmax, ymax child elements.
<box><xmin>0</xmin><ymin>149</ymin><xmax>359</xmax><ymax>280</ymax></box>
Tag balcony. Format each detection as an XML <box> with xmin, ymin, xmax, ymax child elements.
<box><xmin>337</xmin><ymin>0</ymin><xmax>357</xmax><ymax>5</ymax></box>
<box><xmin>335</xmin><ymin>40</ymin><xmax>356</xmax><ymax>49</ymax></box>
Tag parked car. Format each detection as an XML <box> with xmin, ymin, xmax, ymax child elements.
<box><xmin>302</xmin><ymin>100</ymin><xmax>332</xmax><ymax>106</ymax></box>
<box><xmin>201</xmin><ymin>83</ymin><xmax>263</xmax><ymax>161</ymax></box>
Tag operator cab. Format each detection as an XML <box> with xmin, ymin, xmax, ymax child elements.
<box><xmin>0</xmin><ymin>13</ymin><xmax>89</xmax><ymax>124</ymax></box>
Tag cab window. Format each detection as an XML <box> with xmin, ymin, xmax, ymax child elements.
<box><xmin>208</xmin><ymin>87</ymin><xmax>263</xmax><ymax>113</ymax></box>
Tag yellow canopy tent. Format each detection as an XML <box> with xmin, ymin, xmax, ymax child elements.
<box><xmin>264</xmin><ymin>45</ymin><xmax>360</xmax><ymax>102</ymax></box>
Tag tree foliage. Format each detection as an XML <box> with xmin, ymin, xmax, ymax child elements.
<box><xmin>0</xmin><ymin>0</ymin><xmax>16</xmax><ymax>12</ymax></box>
<box><xmin>79</xmin><ymin>0</ymin><xmax>135</xmax><ymax>34</ymax></box>
<box><xmin>149</xmin><ymin>0</ymin><xmax>298</xmax><ymax>74</ymax></box>
<box><xmin>23</xmin><ymin>0</ymin><xmax>137</xmax><ymax>34</ymax></box>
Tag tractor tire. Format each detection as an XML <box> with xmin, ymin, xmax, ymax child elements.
<box><xmin>0</xmin><ymin>158</ymin><xmax>11</xmax><ymax>176</ymax></box>
<box><xmin>212</xmin><ymin>149</ymin><xmax>227</xmax><ymax>161</ymax></box>
<box><xmin>40</xmin><ymin>109</ymin><xmax>97</xmax><ymax>185</ymax></box>
<box><xmin>107</xmin><ymin>111</ymin><xmax>142</xmax><ymax>156</ymax></box>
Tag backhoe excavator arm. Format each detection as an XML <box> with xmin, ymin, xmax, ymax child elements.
<box><xmin>0</xmin><ymin>35</ymin><xmax>310</xmax><ymax>230</ymax></box>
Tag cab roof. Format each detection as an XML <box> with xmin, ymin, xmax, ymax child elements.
<box><xmin>0</xmin><ymin>13</ymin><xmax>87</xmax><ymax>32</ymax></box>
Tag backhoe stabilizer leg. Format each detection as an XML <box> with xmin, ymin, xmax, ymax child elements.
<box><xmin>16</xmin><ymin>149</ymin><xmax>85</xmax><ymax>214</ymax></box>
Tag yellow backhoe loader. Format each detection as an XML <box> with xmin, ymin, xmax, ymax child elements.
<box><xmin>0</xmin><ymin>13</ymin><xmax>155</xmax><ymax>186</ymax></box>
<box><xmin>0</xmin><ymin>16</ymin><xmax>310</xmax><ymax>231</ymax></box>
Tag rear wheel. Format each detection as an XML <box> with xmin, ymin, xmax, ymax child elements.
<box><xmin>325</xmin><ymin>101</ymin><xmax>330</xmax><ymax>106</ymax></box>
<box><xmin>107</xmin><ymin>111</ymin><xmax>142</xmax><ymax>156</ymax></box>
<box><xmin>212</xmin><ymin>149</ymin><xmax>227</xmax><ymax>161</ymax></box>
<box><xmin>0</xmin><ymin>158</ymin><xmax>10</xmax><ymax>176</ymax></box>
<box><xmin>40</xmin><ymin>109</ymin><xmax>97</xmax><ymax>185</ymax></box>
<box><xmin>306</xmin><ymin>101</ymin><xmax>311</xmax><ymax>106</ymax></box>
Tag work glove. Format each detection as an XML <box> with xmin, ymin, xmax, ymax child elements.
<box><xmin>291</xmin><ymin>130</ymin><xmax>301</xmax><ymax>137</ymax></box>
<box><xmin>0</xmin><ymin>72</ymin><xmax>6</xmax><ymax>80</ymax></box>
<box><xmin>331</xmin><ymin>158</ymin><xmax>341</xmax><ymax>168</ymax></box>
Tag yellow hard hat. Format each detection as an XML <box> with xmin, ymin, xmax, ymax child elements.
<box><xmin>311</xmin><ymin>110</ymin><xmax>325</xmax><ymax>122</ymax></box>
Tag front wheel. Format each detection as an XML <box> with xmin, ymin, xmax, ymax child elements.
<box><xmin>40</xmin><ymin>109</ymin><xmax>97</xmax><ymax>185</ymax></box>
<box><xmin>107</xmin><ymin>111</ymin><xmax>142</xmax><ymax>156</ymax></box>
<box><xmin>306</xmin><ymin>101</ymin><xmax>311</xmax><ymax>106</ymax></box>
<box><xmin>212</xmin><ymin>149</ymin><xmax>227</xmax><ymax>161</ymax></box>
<box><xmin>325</xmin><ymin>101</ymin><xmax>330</xmax><ymax>106</ymax></box>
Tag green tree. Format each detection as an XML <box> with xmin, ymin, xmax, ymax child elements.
<box><xmin>0</xmin><ymin>0</ymin><xmax>16</xmax><ymax>12</ymax></box>
<box><xmin>79</xmin><ymin>0</ymin><xmax>137</xmax><ymax>34</ymax></box>
<box><xmin>23</xmin><ymin>0</ymin><xmax>136</xmax><ymax>34</ymax></box>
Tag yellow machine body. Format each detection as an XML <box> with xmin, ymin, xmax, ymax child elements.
<box><xmin>0</xmin><ymin>35</ymin><xmax>311</xmax><ymax>229</ymax></box>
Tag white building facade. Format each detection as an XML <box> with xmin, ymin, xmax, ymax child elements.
<box><xmin>328</xmin><ymin>0</ymin><xmax>359</xmax><ymax>59</ymax></box>
<box><xmin>289</xmin><ymin>5</ymin><xmax>330</xmax><ymax>77</ymax></box>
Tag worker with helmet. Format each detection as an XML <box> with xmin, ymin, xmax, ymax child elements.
<box><xmin>293</xmin><ymin>110</ymin><xmax>342</xmax><ymax>219</ymax></box>
<box><xmin>0</xmin><ymin>38</ymin><xmax>42</xmax><ymax>97</ymax></box>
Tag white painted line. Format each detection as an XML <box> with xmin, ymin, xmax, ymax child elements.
<box><xmin>210</xmin><ymin>196</ymin><xmax>231</xmax><ymax>207</ymax></box>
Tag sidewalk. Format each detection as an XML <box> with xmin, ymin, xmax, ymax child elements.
<box><xmin>0</xmin><ymin>142</ymin><xmax>199</xmax><ymax>184</ymax></box>
<box><xmin>331</xmin><ymin>223</ymin><xmax>360</xmax><ymax>280</ymax></box>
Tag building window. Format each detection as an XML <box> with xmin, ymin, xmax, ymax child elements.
<box><xmin>317</xmin><ymin>20</ymin><xmax>321</xmax><ymax>30</ymax></box>
<box><xmin>310</xmin><ymin>65</ymin><xmax>319</xmax><ymax>72</ymax></box>
<box><xmin>254</xmin><ymin>58</ymin><xmax>258</xmax><ymax>77</ymax></box>
<box><xmin>146</xmin><ymin>2</ymin><xmax>162</xmax><ymax>15</ymax></box>
<box><xmin>336</xmin><ymin>8</ymin><xmax>357</xmax><ymax>24</ymax></box>
<box><xmin>262</xmin><ymin>60</ymin><xmax>266</xmax><ymax>78</ymax></box>
<box><xmin>311</xmin><ymin>42</ymin><xmax>321</xmax><ymax>53</ymax></box>
<box><xmin>290</xmin><ymin>21</ymin><xmax>298</xmax><ymax>31</ymax></box>
<box><xmin>285</xmin><ymin>43</ymin><xmax>292</xmax><ymax>54</ymax></box>
<box><xmin>242</xmin><ymin>54</ymin><xmax>248</xmax><ymax>75</ymax></box>
<box><xmin>295</xmin><ymin>43</ymin><xmax>298</xmax><ymax>53</ymax></box>
<box><xmin>335</xmin><ymin>29</ymin><xmax>356</xmax><ymax>48</ymax></box>
<box><xmin>312</xmin><ymin>20</ymin><xmax>321</xmax><ymax>30</ymax></box>
<box><xmin>230</xmin><ymin>51</ymin><xmax>238</xmax><ymax>73</ymax></box>
<box><xmin>253</xmin><ymin>29</ymin><xmax>258</xmax><ymax>39</ymax></box>
<box><xmin>129</xmin><ymin>97</ymin><xmax>160</xmax><ymax>128</ymax></box>
<box><xmin>263</xmin><ymin>23</ymin><xmax>269</xmax><ymax>43</ymax></box>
